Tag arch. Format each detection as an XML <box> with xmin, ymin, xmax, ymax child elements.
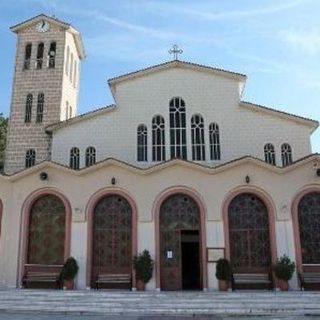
<box><xmin>281</xmin><ymin>143</ymin><xmax>292</xmax><ymax>167</ymax></box>
<box><xmin>264</xmin><ymin>143</ymin><xmax>276</xmax><ymax>165</ymax></box>
<box><xmin>292</xmin><ymin>185</ymin><xmax>320</xmax><ymax>273</ymax></box>
<box><xmin>153</xmin><ymin>186</ymin><xmax>208</xmax><ymax>290</ymax></box>
<box><xmin>209</xmin><ymin>122</ymin><xmax>220</xmax><ymax>160</ymax></box>
<box><xmin>191</xmin><ymin>114</ymin><xmax>205</xmax><ymax>161</ymax></box>
<box><xmin>169</xmin><ymin>97</ymin><xmax>187</xmax><ymax>160</ymax></box>
<box><xmin>137</xmin><ymin>124</ymin><xmax>148</xmax><ymax>162</ymax></box>
<box><xmin>152</xmin><ymin>115</ymin><xmax>165</xmax><ymax>162</ymax></box>
<box><xmin>18</xmin><ymin>188</ymin><xmax>72</xmax><ymax>286</ymax></box>
<box><xmin>222</xmin><ymin>186</ymin><xmax>277</xmax><ymax>271</ymax></box>
<box><xmin>86</xmin><ymin>188</ymin><xmax>138</xmax><ymax>289</ymax></box>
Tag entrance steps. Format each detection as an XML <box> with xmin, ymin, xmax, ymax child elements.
<box><xmin>0</xmin><ymin>289</ymin><xmax>320</xmax><ymax>316</ymax></box>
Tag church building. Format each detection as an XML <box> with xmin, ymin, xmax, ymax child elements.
<box><xmin>0</xmin><ymin>14</ymin><xmax>320</xmax><ymax>291</ymax></box>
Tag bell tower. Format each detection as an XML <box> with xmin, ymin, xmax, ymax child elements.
<box><xmin>5</xmin><ymin>14</ymin><xmax>85</xmax><ymax>174</ymax></box>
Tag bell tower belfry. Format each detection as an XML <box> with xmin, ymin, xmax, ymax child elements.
<box><xmin>5</xmin><ymin>14</ymin><xmax>85</xmax><ymax>174</ymax></box>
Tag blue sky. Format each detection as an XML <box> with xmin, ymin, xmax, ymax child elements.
<box><xmin>1</xmin><ymin>0</ymin><xmax>320</xmax><ymax>152</ymax></box>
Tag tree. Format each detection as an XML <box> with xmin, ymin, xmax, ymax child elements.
<box><xmin>0</xmin><ymin>113</ymin><xmax>8</xmax><ymax>172</ymax></box>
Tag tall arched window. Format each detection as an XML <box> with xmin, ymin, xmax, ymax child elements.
<box><xmin>137</xmin><ymin>124</ymin><xmax>147</xmax><ymax>162</ymax></box>
<box><xmin>36</xmin><ymin>43</ymin><xmax>44</xmax><ymax>69</ymax></box>
<box><xmin>25</xmin><ymin>149</ymin><xmax>36</xmax><ymax>168</ymax></box>
<box><xmin>86</xmin><ymin>147</ymin><xmax>96</xmax><ymax>167</ymax></box>
<box><xmin>70</xmin><ymin>53</ymin><xmax>74</xmax><ymax>82</ymax></box>
<box><xmin>69</xmin><ymin>147</ymin><xmax>80</xmax><ymax>169</ymax></box>
<box><xmin>65</xmin><ymin>46</ymin><xmax>70</xmax><ymax>75</ymax></box>
<box><xmin>73</xmin><ymin>60</ymin><xmax>77</xmax><ymax>88</ymax></box>
<box><xmin>281</xmin><ymin>143</ymin><xmax>292</xmax><ymax>167</ymax></box>
<box><xmin>170</xmin><ymin>97</ymin><xmax>187</xmax><ymax>159</ymax></box>
<box><xmin>36</xmin><ymin>93</ymin><xmax>44</xmax><ymax>123</ymax></box>
<box><xmin>48</xmin><ymin>41</ymin><xmax>56</xmax><ymax>68</ymax></box>
<box><xmin>191</xmin><ymin>114</ymin><xmax>205</xmax><ymax>161</ymax></box>
<box><xmin>25</xmin><ymin>94</ymin><xmax>33</xmax><ymax>123</ymax></box>
<box><xmin>152</xmin><ymin>115</ymin><xmax>165</xmax><ymax>161</ymax></box>
<box><xmin>24</xmin><ymin>43</ymin><xmax>32</xmax><ymax>70</ymax></box>
<box><xmin>209</xmin><ymin>122</ymin><xmax>220</xmax><ymax>160</ymax></box>
<box><xmin>264</xmin><ymin>143</ymin><xmax>275</xmax><ymax>165</ymax></box>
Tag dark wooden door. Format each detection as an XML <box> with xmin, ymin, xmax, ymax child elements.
<box><xmin>159</xmin><ymin>193</ymin><xmax>200</xmax><ymax>290</ymax></box>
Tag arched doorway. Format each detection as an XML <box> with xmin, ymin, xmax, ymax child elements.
<box><xmin>297</xmin><ymin>192</ymin><xmax>320</xmax><ymax>267</ymax></box>
<box><xmin>159</xmin><ymin>193</ymin><xmax>202</xmax><ymax>290</ymax></box>
<box><xmin>91</xmin><ymin>194</ymin><xmax>132</xmax><ymax>288</ymax></box>
<box><xmin>228</xmin><ymin>193</ymin><xmax>272</xmax><ymax>275</ymax></box>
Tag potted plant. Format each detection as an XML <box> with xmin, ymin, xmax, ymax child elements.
<box><xmin>60</xmin><ymin>257</ymin><xmax>79</xmax><ymax>290</ymax></box>
<box><xmin>273</xmin><ymin>254</ymin><xmax>295</xmax><ymax>291</ymax></box>
<box><xmin>215</xmin><ymin>258</ymin><xmax>231</xmax><ymax>291</ymax></box>
<box><xmin>133</xmin><ymin>250</ymin><xmax>154</xmax><ymax>291</ymax></box>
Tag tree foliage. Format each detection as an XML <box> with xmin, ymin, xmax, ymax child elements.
<box><xmin>0</xmin><ymin>114</ymin><xmax>8</xmax><ymax>172</ymax></box>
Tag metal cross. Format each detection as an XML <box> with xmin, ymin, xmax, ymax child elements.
<box><xmin>169</xmin><ymin>44</ymin><xmax>183</xmax><ymax>60</ymax></box>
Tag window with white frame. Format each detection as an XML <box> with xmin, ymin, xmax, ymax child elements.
<box><xmin>169</xmin><ymin>97</ymin><xmax>187</xmax><ymax>159</ymax></box>
<box><xmin>264</xmin><ymin>143</ymin><xmax>276</xmax><ymax>165</ymax></box>
<box><xmin>209</xmin><ymin>122</ymin><xmax>220</xmax><ymax>160</ymax></box>
<box><xmin>281</xmin><ymin>143</ymin><xmax>292</xmax><ymax>167</ymax></box>
<box><xmin>137</xmin><ymin>124</ymin><xmax>148</xmax><ymax>162</ymax></box>
<box><xmin>25</xmin><ymin>149</ymin><xmax>36</xmax><ymax>168</ymax></box>
<box><xmin>191</xmin><ymin>114</ymin><xmax>205</xmax><ymax>161</ymax></box>
<box><xmin>70</xmin><ymin>147</ymin><xmax>80</xmax><ymax>169</ymax></box>
<box><xmin>85</xmin><ymin>147</ymin><xmax>96</xmax><ymax>167</ymax></box>
<box><xmin>152</xmin><ymin>115</ymin><xmax>165</xmax><ymax>161</ymax></box>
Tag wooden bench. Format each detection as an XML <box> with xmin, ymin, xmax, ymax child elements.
<box><xmin>232</xmin><ymin>273</ymin><xmax>273</xmax><ymax>290</ymax></box>
<box><xmin>22</xmin><ymin>265</ymin><xmax>62</xmax><ymax>289</ymax></box>
<box><xmin>298</xmin><ymin>265</ymin><xmax>320</xmax><ymax>290</ymax></box>
<box><xmin>96</xmin><ymin>273</ymin><xmax>131</xmax><ymax>290</ymax></box>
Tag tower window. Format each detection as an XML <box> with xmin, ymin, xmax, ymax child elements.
<box><xmin>36</xmin><ymin>93</ymin><xmax>44</xmax><ymax>123</ymax></box>
<box><xmin>169</xmin><ymin>97</ymin><xmax>187</xmax><ymax>159</ymax></box>
<box><xmin>281</xmin><ymin>143</ymin><xmax>292</xmax><ymax>167</ymax></box>
<box><xmin>85</xmin><ymin>147</ymin><xmax>96</xmax><ymax>167</ymax></box>
<box><xmin>209</xmin><ymin>122</ymin><xmax>221</xmax><ymax>160</ymax></box>
<box><xmin>69</xmin><ymin>147</ymin><xmax>80</xmax><ymax>170</ymax></box>
<box><xmin>25</xmin><ymin>149</ymin><xmax>36</xmax><ymax>168</ymax></box>
<box><xmin>137</xmin><ymin>124</ymin><xmax>148</xmax><ymax>162</ymax></box>
<box><xmin>73</xmin><ymin>60</ymin><xmax>77</xmax><ymax>88</ymax></box>
<box><xmin>48</xmin><ymin>41</ymin><xmax>56</xmax><ymax>68</ymax></box>
<box><xmin>69</xmin><ymin>106</ymin><xmax>73</xmax><ymax>118</ymax></box>
<box><xmin>65</xmin><ymin>101</ymin><xmax>69</xmax><ymax>120</ymax></box>
<box><xmin>24</xmin><ymin>44</ymin><xmax>32</xmax><ymax>70</ymax></box>
<box><xmin>264</xmin><ymin>143</ymin><xmax>276</xmax><ymax>165</ymax></box>
<box><xmin>152</xmin><ymin>115</ymin><xmax>165</xmax><ymax>161</ymax></box>
<box><xmin>25</xmin><ymin>94</ymin><xmax>33</xmax><ymax>123</ymax></box>
<box><xmin>70</xmin><ymin>53</ymin><xmax>74</xmax><ymax>82</ymax></box>
<box><xmin>36</xmin><ymin>43</ymin><xmax>44</xmax><ymax>69</ymax></box>
<box><xmin>65</xmin><ymin>46</ymin><xmax>70</xmax><ymax>75</ymax></box>
<box><xmin>191</xmin><ymin>114</ymin><xmax>205</xmax><ymax>161</ymax></box>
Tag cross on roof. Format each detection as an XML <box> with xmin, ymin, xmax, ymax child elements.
<box><xmin>169</xmin><ymin>44</ymin><xmax>183</xmax><ymax>60</ymax></box>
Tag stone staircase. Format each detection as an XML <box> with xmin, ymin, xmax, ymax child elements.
<box><xmin>0</xmin><ymin>289</ymin><xmax>320</xmax><ymax>316</ymax></box>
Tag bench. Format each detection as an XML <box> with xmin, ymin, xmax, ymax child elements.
<box><xmin>22</xmin><ymin>271</ymin><xmax>61</xmax><ymax>289</ymax></box>
<box><xmin>95</xmin><ymin>273</ymin><xmax>131</xmax><ymax>290</ymax></box>
<box><xmin>298</xmin><ymin>265</ymin><xmax>320</xmax><ymax>290</ymax></box>
<box><xmin>232</xmin><ymin>273</ymin><xmax>273</xmax><ymax>290</ymax></box>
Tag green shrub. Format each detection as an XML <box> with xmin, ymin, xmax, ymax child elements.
<box><xmin>133</xmin><ymin>250</ymin><xmax>154</xmax><ymax>284</ymax></box>
<box><xmin>215</xmin><ymin>258</ymin><xmax>231</xmax><ymax>281</ymax></box>
<box><xmin>60</xmin><ymin>257</ymin><xmax>79</xmax><ymax>281</ymax></box>
<box><xmin>273</xmin><ymin>254</ymin><xmax>295</xmax><ymax>281</ymax></box>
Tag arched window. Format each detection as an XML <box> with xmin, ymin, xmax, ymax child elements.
<box><xmin>70</xmin><ymin>53</ymin><xmax>74</xmax><ymax>82</ymax></box>
<box><xmin>25</xmin><ymin>149</ymin><xmax>36</xmax><ymax>168</ymax></box>
<box><xmin>65</xmin><ymin>101</ymin><xmax>69</xmax><ymax>120</ymax></box>
<box><xmin>137</xmin><ymin>124</ymin><xmax>147</xmax><ymax>162</ymax></box>
<box><xmin>209</xmin><ymin>122</ymin><xmax>220</xmax><ymax>160</ymax></box>
<box><xmin>36</xmin><ymin>43</ymin><xmax>44</xmax><ymax>69</ymax></box>
<box><xmin>48</xmin><ymin>41</ymin><xmax>56</xmax><ymax>68</ymax></box>
<box><xmin>281</xmin><ymin>143</ymin><xmax>292</xmax><ymax>167</ymax></box>
<box><xmin>73</xmin><ymin>60</ymin><xmax>77</xmax><ymax>88</ymax></box>
<box><xmin>36</xmin><ymin>93</ymin><xmax>44</xmax><ymax>123</ymax></box>
<box><xmin>264</xmin><ymin>143</ymin><xmax>275</xmax><ymax>165</ymax></box>
<box><xmin>69</xmin><ymin>147</ymin><xmax>80</xmax><ymax>170</ymax></box>
<box><xmin>65</xmin><ymin>46</ymin><xmax>70</xmax><ymax>75</ymax></box>
<box><xmin>86</xmin><ymin>147</ymin><xmax>96</xmax><ymax>167</ymax></box>
<box><xmin>152</xmin><ymin>115</ymin><xmax>165</xmax><ymax>161</ymax></box>
<box><xmin>25</xmin><ymin>94</ymin><xmax>33</xmax><ymax>123</ymax></box>
<box><xmin>170</xmin><ymin>97</ymin><xmax>187</xmax><ymax>159</ymax></box>
<box><xmin>191</xmin><ymin>114</ymin><xmax>205</xmax><ymax>161</ymax></box>
<box><xmin>24</xmin><ymin>43</ymin><xmax>32</xmax><ymax>70</ymax></box>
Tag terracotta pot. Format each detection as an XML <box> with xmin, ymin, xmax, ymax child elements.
<box><xmin>63</xmin><ymin>279</ymin><xmax>74</xmax><ymax>290</ymax></box>
<box><xmin>278</xmin><ymin>279</ymin><xmax>289</xmax><ymax>291</ymax></box>
<box><xmin>218</xmin><ymin>280</ymin><xmax>229</xmax><ymax>291</ymax></box>
<box><xmin>136</xmin><ymin>279</ymin><xmax>146</xmax><ymax>291</ymax></box>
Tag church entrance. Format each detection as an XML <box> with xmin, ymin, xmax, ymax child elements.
<box><xmin>159</xmin><ymin>193</ymin><xmax>202</xmax><ymax>290</ymax></box>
